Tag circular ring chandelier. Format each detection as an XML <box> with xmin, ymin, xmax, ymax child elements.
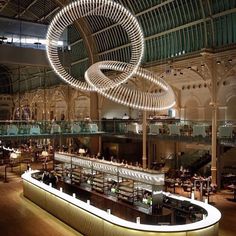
<box><xmin>46</xmin><ymin>0</ymin><xmax>144</xmax><ymax>91</ymax></box>
<box><xmin>46</xmin><ymin>0</ymin><xmax>176</xmax><ymax>111</ymax></box>
<box><xmin>85</xmin><ymin>61</ymin><xmax>176</xmax><ymax>111</ymax></box>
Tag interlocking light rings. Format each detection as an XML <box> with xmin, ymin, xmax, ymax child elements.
<box><xmin>86</xmin><ymin>61</ymin><xmax>176</xmax><ymax>111</ymax></box>
<box><xmin>46</xmin><ymin>0</ymin><xmax>144</xmax><ymax>91</ymax></box>
<box><xmin>46</xmin><ymin>0</ymin><xmax>176</xmax><ymax>111</ymax></box>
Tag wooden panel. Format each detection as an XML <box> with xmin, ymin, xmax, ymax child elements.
<box><xmin>23</xmin><ymin>181</ymin><xmax>46</xmax><ymax>210</ymax></box>
<box><xmin>45</xmin><ymin>192</ymin><xmax>70</xmax><ymax>225</ymax></box>
<box><xmin>68</xmin><ymin>203</ymin><xmax>104</xmax><ymax>236</ymax></box>
<box><xmin>187</xmin><ymin>224</ymin><xmax>219</xmax><ymax>236</ymax></box>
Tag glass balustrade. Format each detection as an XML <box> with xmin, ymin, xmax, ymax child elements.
<box><xmin>0</xmin><ymin>120</ymin><xmax>101</xmax><ymax>136</ymax></box>
<box><xmin>0</xmin><ymin>119</ymin><xmax>235</xmax><ymax>143</ymax></box>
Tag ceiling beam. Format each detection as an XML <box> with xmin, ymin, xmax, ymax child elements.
<box><xmin>52</xmin><ymin>0</ymin><xmax>98</xmax><ymax>65</ymax></box>
<box><xmin>15</xmin><ymin>0</ymin><xmax>38</xmax><ymax>18</ymax></box>
<box><xmin>97</xmin><ymin>7</ymin><xmax>236</xmax><ymax>58</ymax></box>
<box><xmin>92</xmin><ymin>0</ymin><xmax>173</xmax><ymax>36</ymax></box>
<box><xmin>0</xmin><ymin>0</ymin><xmax>10</xmax><ymax>13</ymax></box>
<box><xmin>37</xmin><ymin>6</ymin><xmax>60</xmax><ymax>22</ymax></box>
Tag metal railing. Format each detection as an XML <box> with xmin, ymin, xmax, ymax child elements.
<box><xmin>0</xmin><ymin>119</ymin><xmax>235</xmax><ymax>144</ymax></box>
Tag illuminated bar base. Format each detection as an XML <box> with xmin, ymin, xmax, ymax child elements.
<box><xmin>22</xmin><ymin>170</ymin><xmax>221</xmax><ymax>236</ymax></box>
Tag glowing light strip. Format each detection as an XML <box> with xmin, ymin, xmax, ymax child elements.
<box><xmin>85</xmin><ymin>61</ymin><xmax>176</xmax><ymax>111</ymax></box>
<box><xmin>46</xmin><ymin>0</ymin><xmax>143</xmax><ymax>91</ymax></box>
<box><xmin>46</xmin><ymin>0</ymin><xmax>175</xmax><ymax>111</ymax></box>
<box><xmin>1</xmin><ymin>145</ymin><xmax>19</xmax><ymax>153</ymax></box>
<box><xmin>22</xmin><ymin>170</ymin><xmax>221</xmax><ymax>233</ymax></box>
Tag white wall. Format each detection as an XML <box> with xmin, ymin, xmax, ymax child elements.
<box><xmin>101</xmin><ymin>98</ymin><xmax>139</xmax><ymax>119</ymax></box>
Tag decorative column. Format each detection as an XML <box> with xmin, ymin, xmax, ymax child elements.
<box><xmin>147</xmin><ymin>141</ymin><xmax>152</xmax><ymax>169</ymax></box>
<box><xmin>90</xmin><ymin>92</ymin><xmax>99</xmax><ymax>155</ymax></box>
<box><xmin>98</xmin><ymin>106</ymin><xmax>102</xmax><ymax>154</ymax></box>
<box><xmin>68</xmin><ymin>138</ymin><xmax>72</xmax><ymax>153</ymax></box>
<box><xmin>66</xmin><ymin>85</ymin><xmax>71</xmax><ymax>121</ymax></box>
<box><xmin>142</xmin><ymin>110</ymin><xmax>147</xmax><ymax>168</ymax></box>
<box><xmin>210</xmin><ymin>60</ymin><xmax>218</xmax><ymax>186</ymax></box>
<box><xmin>211</xmin><ymin>103</ymin><xmax>218</xmax><ymax>185</ymax></box>
<box><xmin>202</xmin><ymin>53</ymin><xmax>218</xmax><ymax>186</ymax></box>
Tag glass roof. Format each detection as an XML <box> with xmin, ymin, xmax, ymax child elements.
<box><xmin>0</xmin><ymin>0</ymin><xmax>235</xmax><ymax>93</ymax></box>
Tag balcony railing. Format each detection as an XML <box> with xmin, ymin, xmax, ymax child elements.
<box><xmin>0</xmin><ymin>119</ymin><xmax>235</xmax><ymax>144</ymax></box>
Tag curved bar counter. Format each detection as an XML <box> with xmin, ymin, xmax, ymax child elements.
<box><xmin>22</xmin><ymin>170</ymin><xmax>221</xmax><ymax>236</ymax></box>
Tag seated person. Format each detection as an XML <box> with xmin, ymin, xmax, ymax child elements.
<box><xmin>49</xmin><ymin>171</ymin><xmax>58</xmax><ymax>188</ymax></box>
<box><xmin>42</xmin><ymin>171</ymin><xmax>50</xmax><ymax>184</ymax></box>
<box><xmin>122</xmin><ymin>113</ymin><xmax>129</xmax><ymax>120</ymax></box>
<box><xmin>84</xmin><ymin>116</ymin><xmax>92</xmax><ymax>122</ymax></box>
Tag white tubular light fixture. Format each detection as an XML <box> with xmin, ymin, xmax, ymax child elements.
<box><xmin>85</xmin><ymin>61</ymin><xmax>176</xmax><ymax>111</ymax></box>
<box><xmin>46</xmin><ymin>0</ymin><xmax>176</xmax><ymax>111</ymax></box>
<box><xmin>46</xmin><ymin>0</ymin><xmax>143</xmax><ymax>91</ymax></box>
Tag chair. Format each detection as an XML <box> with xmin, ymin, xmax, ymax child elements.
<box><xmin>149</xmin><ymin>123</ymin><xmax>160</xmax><ymax>134</ymax></box>
<box><xmin>50</xmin><ymin>124</ymin><xmax>61</xmax><ymax>134</ymax></box>
<box><xmin>168</xmin><ymin>124</ymin><xmax>180</xmax><ymax>135</ymax></box>
<box><xmin>7</xmin><ymin>125</ymin><xmax>18</xmax><ymax>135</ymax></box>
<box><xmin>88</xmin><ymin>123</ymin><xmax>98</xmax><ymax>132</ymax></box>
<box><xmin>192</xmin><ymin>125</ymin><xmax>207</xmax><ymax>137</ymax></box>
<box><xmin>219</xmin><ymin>126</ymin><xmax>233</xmax><ymax>138</ymax></box>
<box><xmin>30</xmin><ymin>125</ymin><xmax>41</xmax><ymax>135</ymax></box>
<box><xmin>71</xmin><ymin>123</ymin><xmax>81</xmax><ymax>133</ymax></box>
<box><xmin>127</xmin><ymin>123</ymin><xmax>139</xmax><ymax>133</ymax></box>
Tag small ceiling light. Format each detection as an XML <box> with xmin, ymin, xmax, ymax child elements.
<box><xmin>217</xmin><ymin>60</ymin><xmax>221</xmax><ymax>64</ymax></box>
<box><xmin>228</xmin><ymin>58</ymin><xmax>232</xmax><ymax>63</ymax></box>
<box><xmin>201</xmin><ymin>63</ymin><xmax>205</xmax><ymax>67</ymax></box>
<box><xmin>187</xmin><ymin>66</ymin><xmax>191</xmax><ymax>69</ymax></box>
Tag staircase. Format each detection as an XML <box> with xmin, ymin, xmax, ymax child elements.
<box><xmin>188</xmin><ymin>153</ymin><xmax>211</xmax><ymax>174</ymax></box>
<box><xmin>73</xmin><ymin>138</ymin><xmax>82</xmax><ymax>151</ymax></box>
<box><xmin>180</xmin><ymin>150</ymin><xmax>205</xmax><ymax>169</ymax></box>
<box><xmin>221</xmin><ymin>147</ymin><xmax>236</xmax><ymax>175</ymax></box>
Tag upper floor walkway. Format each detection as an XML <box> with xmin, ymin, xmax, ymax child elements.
<box><xmin>0</xmin><ymin>119</ymin><xmax>235</xmax><ymax>146</ymax></box>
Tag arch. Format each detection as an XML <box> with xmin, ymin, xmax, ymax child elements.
<box><xmin>184</xmin><ymin>97</ymin><xmax>200</xmax><ymax>121</ymax></box>
<box><xmin>29</xmin><ymin>93</ymin><xmax>44</xmax><ymax>120</ymax></box>
<box><xmin>74</xmin><ymin>94</ymin><xmax>90</xmax><ymax>120</ymax></box>
<box><xmin>218</xmin><ymin>78</ymin><xmax>236</xmax><ymax>105</ymax></box>
<box><xmin>204</xmin><ymin>99</ymin><xmax>212</xmax><ymax>121</ymax></box>
<box><xmin>226</xmin><ymin>96</ymin><xmax>236</xmax><ymax>121</ymax></box>
<box><xmin>50</xmin><ymin>89</ymin><xmax>67</xmax><ymax>121</ymax></box>
<box><xmin>0</xmin><ymin>95</ymin><xmax>13</xmax><ymax>120</ymax></box>
<box><xmin>0</xmin><ymin>65</ymin><xmax>12</xmax><ymax>94</ymax></box>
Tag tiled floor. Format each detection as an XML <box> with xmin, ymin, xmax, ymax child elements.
<box><xmin>0</xmin><ymin>165</ymin><xmax>235</xmax><ymax>236</ymax></box>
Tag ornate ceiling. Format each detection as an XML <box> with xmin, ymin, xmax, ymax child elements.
<box><xmin>0</xmin><ymin>0</ymin><xmax>235</xmax><ymax>93</ymax></box>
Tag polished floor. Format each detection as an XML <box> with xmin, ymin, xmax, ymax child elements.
<box><xmin>0</xmin><ymin>165</ymin><xmax>236</xmax><ymax>236</ymax></box>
